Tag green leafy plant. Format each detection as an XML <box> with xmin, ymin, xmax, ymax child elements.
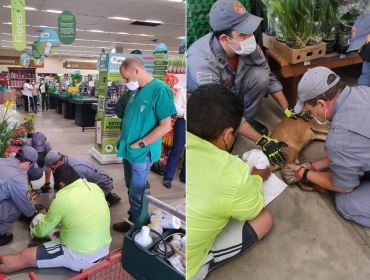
<box><xmin>0</xmin><ymin>101</ymin><xmax>17</xmax><ymax>157</ymax></box>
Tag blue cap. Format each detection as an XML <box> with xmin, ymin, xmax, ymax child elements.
<box><xmin>347</xmin><ymin>12</ymin><xmax>370</xmax><ymax>52</ymax></box>
<box><xmin>210</xmin><ymin>0</ymin><xmax>262</xmax><ymax>34</ymax></box>
<box><xmin>31</xmin><ymin>132</ymin><xmax>48</xmax><ymax>152</ymax></box>
<box><xmin>154</xmin><ymin>42</ymin><xmax>168</xmax><ymax>53</ymax></box>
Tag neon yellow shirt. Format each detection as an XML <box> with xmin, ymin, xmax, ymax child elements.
<box><xmin>32</xmin><ymin>178</ymin><xmax>112</xmax><ymax>253</ymax></box>
<box><xmin>186</xmin><ymin>132</ymin><xmax>264</xmax><ymax>279</ymax></box>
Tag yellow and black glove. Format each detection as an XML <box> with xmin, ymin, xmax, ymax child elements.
<box><xmin>256</xmin><ymin>135</ymin><xmax>288</xmax><ymax>166</ymax></box>
<box><xmin>284</xmin><ymin>108</ymin><xmax>312</xmax><ymax>122</ymax></box>
<box><xmin>284</xmin><ymin>107</ymin><xmax>297</xmax><ymax>119</ymax></box>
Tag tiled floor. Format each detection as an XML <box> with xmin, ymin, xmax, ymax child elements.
<box><xmin>2</xmin><ymin>109</ymin><xmax>185</xmax><ymax>279</ymax></box>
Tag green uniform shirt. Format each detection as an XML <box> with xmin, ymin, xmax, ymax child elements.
<box><xmin>117</xmin><ymin>78</ymin><xmax>176</xmax><ymax>163</ymax></box>
<box><xmin>32</xmin><ymin>178</ymin><xmax>112</xmax><ymax>253</ymax></box>
<box><xmin>186</xmin><ymin>132</ymin><xmax>264</xmax><ymax>279</ymax></box>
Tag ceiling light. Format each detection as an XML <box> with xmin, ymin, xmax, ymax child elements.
<box><xmin>167</xmin><ymin>0</ymin><xmax>184</xmax><ymax>2</ymax></box>
<box><xmin>25</xmin><ymin>7</ymin><xmax>38</xmax><ymax>11</ymax></box>
<box><xmin>87</xmin><ymin>30</ymin><xmax>105</xmax><ymax>33</ymax></box>
<box><xmin>2</xmin><ymin>22</ymin><xmax>11</xmax><ymax>25</ymax></box>
<box><xmin>144</xmin><ymin>20</ymin><xmax>164</xmax><ymax>24</ymax></box>
<box><xmin>108</xmin><ymin>17</ymin><xmax>131</xmax><ymax>21</ymax></box>
<box><xmin>75</xmin><ymin>38</ymin><xmax>156</xmax><ymax>47</ymax></box>
<box><xmin>135</xmin><ymin>34</ymin><xmax>154</xmax><ymax>37</ymax></box>
<box><xmin>43</xmin><ymin>9</ymin><xmax>63</xmax><ymax>14</ymax></box>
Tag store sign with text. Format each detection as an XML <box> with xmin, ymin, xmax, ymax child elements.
<box><xmin>63</xmin><ymin>61</ymin><xmax>97</xmax><ymax>69</ymax></box>
<box><xmin>58</xmin><ymin>11</ymin><xmax>76</xmax><ymax>44</ymax></box>
<box><xmin>0</xmin><ymin>56</ymin><xmax>44</xmax><ymax>68</ymax></box>
<box><xmin>11</xmin><ymin>0</ymin><xmax>26</xmax><ymax>51</ymax></box>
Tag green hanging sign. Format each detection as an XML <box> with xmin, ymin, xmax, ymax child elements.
<box><xmin>11</xmin><ymin>0</ymin><xmax>26</xmax><ymax>51</ymax></box>
<box><xmin>32</xmin><ymin>41</ymin><xmax>43</xmax><ymax>59</ymax></box>
<box><xmin>58</xmin><ymin>11</ymin><xmax>76</xmax><ymax>44</ymax></box>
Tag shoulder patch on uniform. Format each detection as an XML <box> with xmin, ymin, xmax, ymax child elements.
<box><xmin>196</xmin><ymin>72</ymin><xmax>212</xmax><ymax>85</ymax></box>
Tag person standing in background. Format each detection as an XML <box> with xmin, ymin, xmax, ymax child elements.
<box><xmin>22</xmin><ymin>79</ymin><xmax>34</xmax><ymax>112</ymax></box>
<box><xmin>162</xmin><ymin>87</ymin><xmax>186</xmax><ymax>189</ymax></box>
<box><xmin>347</xmin><ymin>12</ymin><xmax>370</xmax><ymax>86</ymax></box>
<box><xmin>39</xmin><ymin>78</ymin><xmax>49</xmax><ymax>111</ymax></box>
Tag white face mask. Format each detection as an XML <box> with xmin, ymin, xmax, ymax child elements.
<box><xmin>313</xmin><ymin>106</ymin><xmax>331</xmax><ymax>125</ymax></box>
<box><xmin>228</xmin><ymin>35</ymin><xmax>257</xmax><ymax>55</ymax></box>
<box><xmin>126</xmin><ymin>80</ymin><xmax>139</xmax><ymax>91</ymax></box>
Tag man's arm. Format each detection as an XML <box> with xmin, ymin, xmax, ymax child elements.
<box><xmin>32</xmin><ymin>198</ymin><xmax>62</xmax><ymax>238</ymax></box>
<box><xmin>303</xmin><ymin>170</ymin><xmax>354</xmax><ymax>193</ymax></box>
<box><xmin>8</xmin><ymin>179</ymin><xmax>35</xmax><ymax>217</ymax></box>
<box><xmin>271</xmin><ymin>91</ymin><xmax>289</xmax><ymax>111</ymax></box>
<box><xmin>239</xmin><ymin>121</ymin><xmax>262</xmax><ymax>142</ymax></box>
<box><xmin>130</xmin><ymin>117</ymin><xmax>172</xmax><ymax>148</ymax></box>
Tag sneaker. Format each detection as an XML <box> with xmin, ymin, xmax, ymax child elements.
<box><xmin>163</xmin><ymin>180</ymin><xmax>172</xmax><ymax>189</ymax></box>
<box><xmin>112</xmin><ymin>221</ymin><xmax>131</xmax><ymax>233</ymax></box>
<box><xmin>0</xmin><ymin>232</ymin><xmax>13</xmax><ymax>246</ymax></box>
<box><xmin>106</xmin><ymin>192</ymin><xmax>121</xmax><ymax>206</ymax></box>
<box><xmin>251</xmin><ymin>120</ymin><xmax>269</xmax><ymax>136</ymax></box>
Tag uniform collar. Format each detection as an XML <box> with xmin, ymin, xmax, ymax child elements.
<box><xmin>333</xmin><ymin>86</ymin><xmax>351</xmax><ymax>116</ymax></box>
<box><xmin>209</xmin><ymin>34</ymin><xmax>231</xmax><ymax>70</ymax></box>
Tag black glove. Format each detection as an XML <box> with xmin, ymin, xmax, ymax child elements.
<box><xmin>297</xmin><ymin>110</ymin><xmax>313</xmax><ymax>122</ymax></box>
<box><xmin>256</xmin><ymin>135</ymin><xmax>288</xmax><ymax>166</ymax></box>
<box><xmin>40</xmin><ymin>182</ymin><xmax>51</xmax><ymax>193</ymax></box>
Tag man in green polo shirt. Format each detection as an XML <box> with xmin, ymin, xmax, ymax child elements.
<box><xmin>0</xmin><ymin>164</ymin><xmax>111</xmax><ymax>273</ymax></box>
<box><xmin>187</xmin><ymin>84</ymin><xmax>273</xmax><ymax>280</ymax></box>
<box><xmin>113</xmin><ymin>57</ymin><xmax>176</xmax><ymax>232</ymax></box>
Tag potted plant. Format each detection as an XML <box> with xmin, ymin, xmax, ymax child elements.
<box><xmin>0</xmin><ymin>101</ymin><xmax>16</xmax><ymax>157</ymax></box>
<box><xmin>321</xmin><ymin>0</ymin><xmax>339</xmax><ymax>52</ymax></box>
<box><xmin>21</xmin><ymin>113</ymin><xmax>37</xmax><ymax>138</ymax></box>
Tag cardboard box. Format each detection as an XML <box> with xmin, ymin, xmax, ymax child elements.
<box><xmin>262</xmin><ymin>33</ymin><xmax>326</xmax><ymax>64</ymax></box>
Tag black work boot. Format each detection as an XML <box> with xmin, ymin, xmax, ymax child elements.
<box><xmin>106</xmin><ymin>192</ymin><xmax>121</xmax><ymax>206</ymax></box>
<box><xmin>0</xmin><ymin>232</ymin><xmax>13</xmax><ymax>246</ymax></box>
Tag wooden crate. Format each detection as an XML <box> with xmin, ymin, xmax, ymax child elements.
<box><xmin>262</xmin><ymin>33</ymin><xmax>326</xmax><ymax>64</ymax></box>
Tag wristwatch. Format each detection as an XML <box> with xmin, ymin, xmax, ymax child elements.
<box><xmin>139</xmin><ymin>141</ymin><xmax>146</xmax><ymax>148</ymax></box>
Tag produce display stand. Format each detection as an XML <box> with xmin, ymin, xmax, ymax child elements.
<box><xmin>122</xmin><ymin>192</ymin><xmax>185</xmax><ymax>280</ymax></box>
<box><xmin>70</xmin><ymin>97</ymin><xmax>98</xmax><ymax>132</ymax></box>
<box><xmin>267</xmin><ymin>50</ymin><xmax>363</xmax><ymax>106</ymax></box>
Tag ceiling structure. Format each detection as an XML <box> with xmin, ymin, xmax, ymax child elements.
<box><xmin>0</xmin><ymin>0</ymin><xmax>185</xmax><ymax>58</ymax></box>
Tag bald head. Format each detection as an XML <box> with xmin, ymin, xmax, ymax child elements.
<box><xmin>120</xmin><ymin>57</ymin><xmax>145</xmax><ymax>72</ymax></box>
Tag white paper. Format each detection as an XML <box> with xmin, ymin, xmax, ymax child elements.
<box><xmin>262</xmin><ymin>173</ymin><xmax>288</xmax><ymax>206</ymax></box>
<box><xmin>242</xmin><ymin>149</ymin><xmax>288</xmax><ymax>206</ymax></box>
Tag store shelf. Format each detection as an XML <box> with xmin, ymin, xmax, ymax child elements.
<box><xmin>8</xmin><ymin>67</ymin><xmax>36</xmax><ymax>90</ymax></box>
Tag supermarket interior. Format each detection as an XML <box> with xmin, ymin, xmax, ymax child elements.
<box><xmin>0</xmin><ymin>0</ymin><xmax>185</xmax><ymax>279</ymax></box>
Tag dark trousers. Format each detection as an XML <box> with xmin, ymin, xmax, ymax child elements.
<box><xmin>33</xmin><ymin>96</ymin><xmax>38</xmax><ymax>112</ymax></box>
<box><xmin>41</xmin><ymin>92</ymin><xmax>49</xmax><ymax>110</ymax></box>
<box><xmin>164</xmin><ymin>117</ymin><xmax>186</xmax><ymax>182</ymax></box>
<box><xmin>23</xmin><ymin>95</ymin><xmax>36</xmax><ymax>112</ymax></box>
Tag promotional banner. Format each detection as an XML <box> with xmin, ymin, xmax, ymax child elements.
<box><xmin>58</xmin><ymin>11</ymin><xmax>76</xmax><ymax>44</ymax></box>
<box><xmin>20</xmin><ymin>52</ymin><xmax>30</xmax><ymax>67</ymax></box>
<box><xmin>11</xmin><ymin>0</ymin><xmax>26</xmax><ymax>51</ymax></box>
<box><xmin>32</xmin><ymin>41</ymin><xmax>43</xmax><ymax>59</ymax></box>
<box><xmin>38</xmin><ymin>28</ymin><xmax>60</xmax><ymax>56</ymax></box>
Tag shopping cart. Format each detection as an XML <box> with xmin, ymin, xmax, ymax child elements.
<box><xmin>28</xmin><ymin>249</ymin><xmax>134</xmax><ymax>280</ymax></box>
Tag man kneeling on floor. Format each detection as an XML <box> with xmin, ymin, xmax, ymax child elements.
<box><xmin>0</xmin><ymin>146</ymin><xmax>39</xmax><ymax>246</ymax></box>
<box><xmin>187</xmin><ymin>84</ymin><xmax>273</xmax><ymax>280</ymax></box>
<box><xmin>44</xmin><ymin>151</ymin><xmax>121</xmax><ymax>206</ymax></box>
<box><xmin>0</xmin><ymin>164</ymin><xmax>112</xmax><ymax>274</ymax></box>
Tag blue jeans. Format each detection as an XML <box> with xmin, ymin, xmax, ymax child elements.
<box><xmin>164</xmin><ymin>118</ymin><xmax>186</xmax><ymax>183</ymax></box>
<box><xmin>123</xmin><ymin>154</ymin><xmax>152</xmax><ymax>222</ymax></box>
<box><xmin>358</xmin><ymin>62</ymin><xmax>370</xmax><ymax>86</ymax></box>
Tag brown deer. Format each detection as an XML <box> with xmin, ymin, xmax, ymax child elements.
<box><xmin>270</xmin><ymin>117</ymin><xmax>330</xmax><ymax>191</ymax></box>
